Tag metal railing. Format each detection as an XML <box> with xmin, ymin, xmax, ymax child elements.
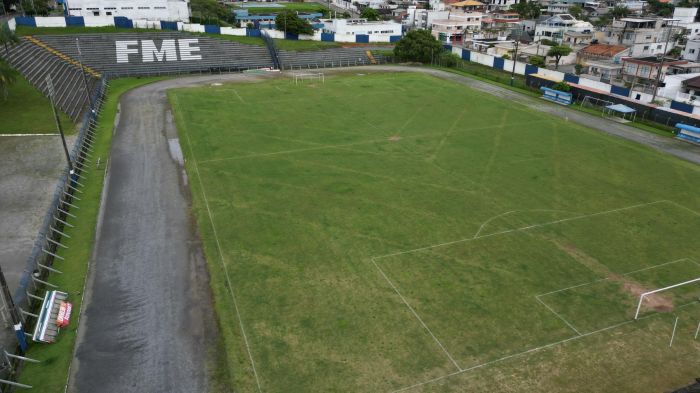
<box><xmin>0</xmin><ymin>76</ymin><xmax>109</xmax><ymax>391</ymax></box>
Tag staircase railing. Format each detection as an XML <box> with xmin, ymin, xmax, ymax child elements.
<box><xmin>261</xmin><ymin>31</ymin><xmax>281</xmax><ymax>70</ymax></box>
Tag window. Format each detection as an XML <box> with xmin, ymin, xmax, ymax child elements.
<box><xmin>69</xmin><ymin>7</ymin><xmax>81</xmax><ymax>10</ymax></box>
<box><xmin>92</xmin><ymin>10</ymin><xmax>99</xmax><ymax>15</ymax></box>
<box><xmin>643</xmin><ymin>45</ymin><xmax>649</xmax><ymax>50</ymax></box>
<box><xmin>106</xmin><ymin>11</ymin><xmax>112</xmax><ymax>15</ymax></box>
<box><xmin>657</xmin><ymin>44</ymin><xmax>662</xmax><ymax>49</ymax></box>
<box><xmin>104</xmin><ymin>7</ymin><xmax>116</xmax><ymax>10</ymax></box>
<box><xmin>121</xmin><ymin>6</ymin><xmax>133</xmax><ymax>9</ymax></box>
<box><xmin>138</xmin><ymin>6</ymin><xmax>150</xmax><ymax>9</ymax></box>
<box><xmin>86</xmin><ymin>7</ymin><xmax>98</xmax><ymax>10</ymax></box>
<box><xmin>691</xmin><ymin>49</ymin><xmax>696</xmax><ymax>54</ymax></box>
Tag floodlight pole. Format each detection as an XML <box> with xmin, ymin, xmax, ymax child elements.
<box><xmin>46</xmin><ymin>76</ymin><xmax>75</xmax><ymax>176</ymax></box>
<box><xmin>76</xmin><ymin>38</ymin><xmax>94</xmax><ymax>114</ymax></box>
<box><xmin>510</xmin><ymin>26</ymin><xmax>521</xmax><ymax>86</ymax></box>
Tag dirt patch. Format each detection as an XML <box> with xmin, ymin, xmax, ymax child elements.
<box><xmin>388</xmin><ymin>135</ymin><xmax>402</xmax><ymax>141</ymax></box>
<box><xmin>623</xmin><ymin>282</ymin><xmax>674</xmax><ymax>312</ymax></box>
<box><xmin>551</xmin><ymin>239</ymin><xmax>675</xmax><ymax>314</ymax></box>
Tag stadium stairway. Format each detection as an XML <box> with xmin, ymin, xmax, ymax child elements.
<box><xmin>1</xmin><ymin>37</ymin><xmax>100</xmax><ymax>122</ymax></box>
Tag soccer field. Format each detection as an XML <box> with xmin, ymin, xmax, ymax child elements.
<box><xmin>168</xmin><ymin>72</ymin><xmax>700</xmax><ymax>392</ymax></box>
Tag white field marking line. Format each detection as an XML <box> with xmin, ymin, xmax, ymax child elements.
<box><xmin>0</xmin><ymin>133</ymin><xmax>60</xmax><ymax>137</ymax></box>
<box><xmin>390</xmin><ymin>319</ymin><xmax>634</xmax><ymax>393</ymax></box>
<box><xmin>182</xmin><ymin>129</ymin><xmax>263</xmax><ymax>392</ymax></box>
<box><xmin>391</xmin><ymin>301</ymin><xmax>700</xmax><ymax>393</ymax></box>
<box><xmin>664</xmin><ymin>200</ymin><xmax>700</xmax><ymax>217</ymax></box>
<box><xmin>370</xmin><ymin>257</ymin><xmax>462</xmax><ymax>372</ymax></box>
<box><xmin>232</xmin><ymin>89</ymin><xmax>246</xmax><ymax>103</ymax></box>
<box><xmin>535</xmin><ymin>296</ymin><xmax>582</xmax><ymax>336</ymax></box>
<box><xmin>374</xmin><ymin>200</ymin><xmax>669</xmax><ymax>262</ymax></box>
<box><xmin>473</xmin><ymin>209</ymin><xmax>580</xmax><ymax>239</ymax></box>
<box><xmin>196</xmin><ymin>119</ymin><xmax>552</xmax><ymax>164</ymax></box>
<box><xmin>536</xmin><ymin>258</ymin><xmax>691</xmax><ymax>298</ymax></box>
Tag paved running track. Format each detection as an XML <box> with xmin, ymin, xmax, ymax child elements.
<box><xmin>68</xmin><ymin>67</ymin><xmax>700</xmax><ymax>393</ymax></box>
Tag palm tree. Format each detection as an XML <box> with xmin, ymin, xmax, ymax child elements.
<box><xmin>0</xmin><ymin>60</ymin><xmax>18</xmax><ymax>100</ymax></box>
<box><xmin>0</xmin><ymin>22</ymin><xmax>20</xmax><ymax>56</ymax></box>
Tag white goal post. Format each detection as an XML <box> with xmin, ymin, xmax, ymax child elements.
<box><xmin>293</xmin><ymin>73</ymin><xmax>325</xmax><ymax>85</ymax></box>
<box><xmin>634</xmin><ymin>277</ymin><xmax>700</xmax><ymax>319</ymax></box>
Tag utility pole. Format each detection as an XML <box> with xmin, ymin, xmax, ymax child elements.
<box><xmin>510</xmin><ymin>27</ymin><xmax>521</xmax><ymax>86</ymax></box>
<box><xmin>46</xmin><ymin>76</ymin><xmax>75</xmax><ymax>177</ymax></box>
<box><xmin>651</xmin><ymin>19</ymin><xmax>676</xmax><ymax>103</ymax></box>
<box><xmin>75</xmin><ymin>38</ymin><xmax>94</xmax><ymax>114</ymax></box>
<box><xmin>0</xmin><ymin>265</ymin><xmax>26</xmax><ymax>354</ymax></box>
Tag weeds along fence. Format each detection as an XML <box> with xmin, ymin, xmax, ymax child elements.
<box><xmin>0</xmin><ymin>76</ymin><xmax>109</xmax><ymax>390</ymax></box>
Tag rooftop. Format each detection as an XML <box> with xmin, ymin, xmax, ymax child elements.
<box><xmin>450</xmin><ymin>0</ymin><xmax>485</xmax><ymax>6</ymax></box>
<box><xmin>685</xmin><ymin>74</ymin><xmax>700</xmax><ymax>90</ymax></box>
<box><xmin>580</xmin><ymin>44</ymin><xmax>628</xmax><ymax>57</ymax></box>
<box><xmin>624</xmin><ymin>56</ymin><xmax>687</xmax><ymax>65</ymax></box>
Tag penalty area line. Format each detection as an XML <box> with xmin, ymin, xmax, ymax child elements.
<box><xmin>370</xmin><ymin>257</ymin><xmax>462</xmax><ymax>372</ymax></box>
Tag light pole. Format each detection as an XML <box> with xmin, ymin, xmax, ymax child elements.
<box><xmin>76</xmin><ymin>38</ymin><xmax>94</xmax><ymax>114</ymax></box>
<box><xmin>46</xmin><ymin>76</ymin><xmax>75</xmax><ymax>177</ymax></box>
<box><xmin>510</xmin><ymin>26</ymin><xmax>521</xmax><ymax>86</ymax></box>
<box><xmin>651</xmin><ymin>19</ymin><xmax>677</xmax><ymax>103</ymax></box>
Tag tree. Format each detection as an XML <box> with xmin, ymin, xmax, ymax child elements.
<box><xmin>592</xmin><ymin>15</ymin><xmax>611</xmax><ymax>27</ymax></box>
<box><xmin>0</xmin><ymin>60</ymin><xmax>18</xmax><ymax>101</ymax></box>
<box><xmin>190</xmin><ymin>0</ymin><xmax>233</xmax><ymax>25</ymax></box>
<box><xmin>547</xmin><ymin>45</ymin><xmax>572</xmax><ymax>69</ymax></box>
<box><xmin>510</xmin><ymin>0</ymin><xmax>540</xmax><ymax>19</ymax></box>
<box><xmin>646</xmin><ymin>0</ymin><xmax>674</xmax><ymax>17</ymax></box>
<box><xmin>610</xmin><ymin>6</ymin><xmax>630</xmax><ymax>18</ymax></box>
<box><xmin>530</xmin><ymin>55</ymin><xmax>546</xmax><ymax>67</ymax></box>
<box><xmin>342</xmin><ymin>11</ymin><xmax>351</xmax><ymax>18</ymax></box>
<box><xmin>360</xmin><ymin>7</ymin><xmax>380</xmax><ymax>21</ymax></box>
<box><xmin>275</xmin><ymin>10</ymin><xmax>313</xmax><ymax>35</ymax></box>
<box><xmin>552</xmin><ymin>81</ymin><xmax>571</xmax><ymax>92</ymax></box>
<box><xmin>574</xmin><ymin>63</ymin><xmax>583</xmax><ymax>75</ymax></box>
<box><xmin>569</xmin><ymin>5</ymin><xmax>583</xmax><ymax>19</ymax></box>
<box><xmin>0</xmin><ymin>23</ymin><xmax>19</xmax><ymax>56</ymax></box>
<box><xmin>393</xmin><ymin>29</ymin><xmax>443</xmax><ymax>63</ymax></box>
<box><xmin>20</xmin><ymin>0</ymin><xmax>49</xmax><ymax>15</ymax></box>
<box><xmin>502</xmin><ymin>53</ymin><xmax>510</xmax><ymax>60</ymax></box>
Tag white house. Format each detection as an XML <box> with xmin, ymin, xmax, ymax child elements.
<box><xmin>402</xmin><ymin>6</ymin><xmax>449</xmax><ymax>29</ymax></box>
<box><xmin>65</xmin><ymin>0</ymin><xmax>190</xmax><ymax>21</ymax></box>
<box><xmin>534</xmin><ymin>14</ymin><xmax>593</xmax><ymax>43</ymax></box>
<box><xmin>485</xmin><ymin>0</ymin><xmax>517</xmax><ymax>11</ymax></box>
<box><xmin>322</xmin><ymin>18</ymin><xmax>402</xmax><ymax>36</ymax></box>
<box><xmin>683</xmin><ymin>39</ymin><xmax>700</xmax><ymax>62</ymax></box>
<box><xmin>430</xmin><ymin>12</ymin><xmax>483</xmax><ymax>43</ymax></box>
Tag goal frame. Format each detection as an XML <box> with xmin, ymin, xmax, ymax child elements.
<box><xmin>293</xmin><ymin>72</ymin><xmax>325</xmax><ymax>85</ymax></box>
<box><xmin>634</xmin><ymin>277</ymin><xmax>700</xmax><ymax>319</ymax></box>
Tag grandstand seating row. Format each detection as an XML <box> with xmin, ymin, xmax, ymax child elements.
<box><xmin>278</xmin><ymin>47</ymin><xmax>385</xmax><ymax>69</ymax></box>
<box><xmin>1</xmin><ymin>39</ymin><xmax>99</xmax><ymax>121</ymax></box>
<box><xmin>35</xmin><ymin>32</ymin><xmax>276</xmax><ymax>76</ymax></box>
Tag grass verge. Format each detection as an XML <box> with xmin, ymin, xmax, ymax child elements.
<box><xmin>234</xmin><ymin>2</ymin><xmax>327</xmax><ymax>14</ymax></box>
<box><xmin>15</xmin><ymin>76</ymin><xmax>169</xmax><ymax>391</ymax></box>
<box><xmin>428</xmin><ymin>61</ymin><xmax>676</xmax><ymax>137</ymax></box>
<box><xmin>0</xmin><ymin>69</ymin><xmax>74</xmax><ymax>134</ymax></box>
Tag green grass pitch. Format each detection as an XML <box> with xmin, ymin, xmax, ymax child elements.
<box><xmin>168</xmin><ymin>72</ymin><xmax>700</xmax><ymax>392</ymax></box>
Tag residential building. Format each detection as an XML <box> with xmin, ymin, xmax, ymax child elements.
<box><xmin>673</xmin><ymin>7</ymin><xmax>698</xmax><ymax>26</ymax></box>
<box><xmin>621</xmin><ymin>56</ymin><xmax>688</xmax><ymax>86</ymax></box>
<box><xmin>576</xmin><ymin>43</ymin><xmax>629</xmax><ymax>82</ymax></box>
<box><xmin>448</xmin><ymin>0</ymin><xmax>486</xmax><ymax>12</ymax></box>
<box><xmin>402</xmin><ymin>7</ymin><xmax>449</xmax><ymax>29</ymax></box>
<box><xmin>481</xmin><ymin>11</ymin><xmax>520</xmax><ymax>35</ymax></box>
<box><xmin>484</xmin><ymin>0</ymin><xmax>517</xmax><ymax>11</ymax></box>
<box><xmin>322</xmin><ymin>18</ymin><xmax>403</xmax><ymax>36</ymax></box>
<box><xmin>562</xmin><ymin>30</ymin><xmax>593</xmax><ymax>46</ymax></box>
<box><xmin>683</xmin><ymin>39</ymin><xmax>700</xmax><ymax>62</ymax></box>
<box><xmin>533</xmin><ymin>14</ymin><xmax>593</xmax><ymax>43</ymax></box>
<box><xmin>65</xmin><ymin>0</ymin><xmax>189</xmax><ymax>20</ymax></box>
<box><xmin>600</xmin><ymin>18</ymin><xmax>679</xmax><ymax>57</ymax></box>
<box><xmin>431</xmin><ymin>12</ymin><xmax>483</xmax><ymax>42</ymax></box>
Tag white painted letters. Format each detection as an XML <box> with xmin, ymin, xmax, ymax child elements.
<box><xmin>114</xmin><ymin>39</ymin><xmax>202</xmax><ymax>63</ymax></box>
<box><xmin>116</xmin><ymin>40</ymin><xmax>139</xmax><ymax>63</ymax></box>
<box><xmin>141</xmin><ymin>39</ymin><xmax>178</xmax><ymax>62</ymax></box>
<box><xmin>178</xmin><ymin>39</ymin><xmax>202</xmax><ymax>61</ymax></box>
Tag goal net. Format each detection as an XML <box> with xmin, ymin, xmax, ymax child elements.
<box><xmin>580</xmin><ymin>95</ymin><xmax>613</xmax><ymax>110</ymax></box>
<box><xmin>292</xmin><ymin>73</ymin><xmax>325</xmax><ymax>85</ymax></box>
